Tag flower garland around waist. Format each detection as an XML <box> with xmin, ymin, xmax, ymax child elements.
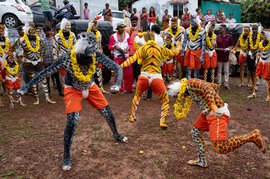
<box><xmin>239</xmin><ymin>33</ymin><xmax>249</xmax><ymax>50</ymax></box>
<box><xmin>0</xmin><ymin>37</ymin><xmax>10</xmax><ymax>54</ymax></box>
<box><xmin>188</xmin><ymin>25</ymin><xmax>201</xmax><ymax>42</ymax></box>
<box><xmin>259</xmin><ymin>40</ymin><xmax>270</xmax><ymax>51</ymax></box>
<box><xmin>249</xmin><ymin>32</ymin><xmax>260</xmax><ymax>50</ymax></box>
<box><xmin>206</xmin><ymin>31</ymin><xmax>215</xmax><ymax>49</ymax></box>
<box><xmin>174</xmin><ymin>78</ymin><xmax>192</xmax><ymax>120</ymax></box>
<box><xmin>70</xmin><ymin>46</ymin><xmax>96</xmax><ymax>82</ymax></box>
<box><xmin>4</xmin><ymin>60</ymin><xmax>19</xmax><ymax>75</ymax></box>
<box><xmin>59</xmin><ymin>30</ymin><xmax>73</xmax><ymax>49</ymax></box>
<box><xmin>24</xmin><ymin>34</ymin><xmax>40</xmax><ymax>53</ymax></box>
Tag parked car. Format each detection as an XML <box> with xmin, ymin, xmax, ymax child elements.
<box><xmin>56</xmin><ymin>20</ymin><xmax>114</xmax><ymax>82</ymax></box>
<box><xmin>29</xmin><ymin>4</ymin><xmax>57</xmax><ymax>27</ymax></box>
<box><xmin>0</xmin><ymin>0</ymin><xmax>33</xmax><ymax>28</ymax></box>
<box><xmin>96</xmin><ymin>10</ymin><xmax>125</xmax><ymax>32</ymax></box>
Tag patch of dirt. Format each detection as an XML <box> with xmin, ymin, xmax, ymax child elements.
<box><xmin>0</xmin><ymin>77</ymin><xmax>269</xmax><ymax>178</ymax></box>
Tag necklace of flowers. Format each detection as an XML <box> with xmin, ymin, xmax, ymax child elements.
<box><xmin>188</xmin><ymin>25</ymin><xmax>201</xmax><ymax>42</ymax></box>
<box><xmin>168</xmin><ymin>25</ymin><xmax>181</xmax><ymax>38</ymax></box>
<box><xmin>174</xmin><ymin>78</ymin><xmax>193</xmax><ymax>120</ymax></box>
<box><xmin>239</xmin><ymin>33</ymin><xmax>249</xmax><ymax>50</ymax></box>
<box><xmin>0</xmin><ymin>37</ymin><xmax>9</xmax><ymax>54</ymax></box>
<box><xmin>206</xmin><ymin>31</ymin><xmax>215</xmax><ymax>48</ymax></box>
<box><xmin>249</xmin><ymin>32</ymin><xmax>261</xmax><ymax>50</ymax></box>
<box><xmin>86</xmin><ymin>29</ymin><xmax>100</xmax><ymax>41</ymax></box>
<box><xmin>59</xmin><ymin>30</ymin><xmax>73</xmax><ymax>49</ymax></box>
<box><xmin>23</xmin><ymin>34</ymin><xmax>40</xmax><ymax>53</ymax></box>
<box><xmin>4</xmin><ymin>60</ymin><xmax>19</xmax><ymax>75</ymax></box>
<box><xmin>259</xmin><ymin>40</ymin><xmax>270</xmax><ymax>51</ymax></box>
<box><xmin>70</xmin><ymin>46</ymin><xmax>96</xmax><ymax>82</ymax></box>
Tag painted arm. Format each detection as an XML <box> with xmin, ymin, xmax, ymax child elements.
<box><xmin>162</xmin><ymin>47</ymin><xmax>179</xmax><ymax>60</ymax></box>
<box><xmin>96</xmin><ymin>52</ymin><xmax>122</xmax><ymax>88</ymax></box>
<box><xmin>120</xmin><ymin>47</ymin><xmax>142</xmax><ymax>68</ymax></box>
<box><xmin>181</xmin><ymin>31</ymin><xmax>188</xmax><ymax>55</ymax></box>
<box><xmin>200</xmin><ymin>30</ymin><xmax>206</xmax><ymax>61</ymax></box>
<box><xmin>17</xmin><ymin>56</ymin><xmax>67</xmax><ymax>95</ymax></box>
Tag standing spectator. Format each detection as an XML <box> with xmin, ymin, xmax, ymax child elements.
<box><xmin>216</xmin><ymin>24</ymin><xmax>234</xmax><ymax>89</ymax></box>
<box><xmin>227</xmin><ymin>13</ymin><xmax>236</xmax><ymax>23</ymax></box>
<box><xmin>55</xmin><ymin>0</ymin><xmax>74</xmax><ymax>20</ymax></box>
<box><xmin>109</xmin><ymin>22</ymin><xmax>133</xmax><ymax>92</ymax></box>
<box><xmin>162</xmin><ymin>9</ymin><xmax>172</xmax><ymax>30</ymax></box>
<box><xmin>42</xmin><ymin>25</ymin><xmax>63</xmax><ymax>96</ymax></box>
<box><xmin>102</xmin><ymin>3</ymin><xmax>112</xmax><ymax>23</ymax></box>
<box><xmin>123</xmin><ymin>5</ymin><xmax>131</xmax><ymax>27</ymax></box>
<box><xmin>148</xmin><ymin>7</ymin><xmax>157</xmax><ymax>28</ymax></box>
<box><xmin>29</xmin><ymin>0</ymin><xmax>53</xmax><ymax>25</ymax></box>
<box><xmin>83</xmin><ymin>2</ymin><xmax>89</xmax><ymax>20</ymax></box>
<box><xmin>216</xmin><ymin>10</ymin><xmax>226</xmax><ymax>23</ymax></box>
<box><xmin>196</xmin><ymin>8</ymin><xmax>205</xmax><ymax>22</ymax></box>
<box><xmin>132</xmin><ymin>8</ymin><xmax>140</xmax><ymax>28</ymax></box>
<box><xmin>140</xmin><ymin>7</ymin><xmax>148</xmax><ymax>32</ymax></box>
<box><xmin>181</xmin><ymin>7</ymin><xmax>190</xmax><ymax>29</ymax></box>
<box><xmin>204</xmin><ymin>9</ymin><xmax>216</xmax><ymax>24</ymax></box>
<box><xmin>125</xmin><ymin>16</ymin><xmax>141</xmax><ymax>85</ymax></box>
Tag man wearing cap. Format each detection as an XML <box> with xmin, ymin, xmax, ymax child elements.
<box><xmin>109</xmin><ymin>22</ymin><xmax>133</xmax><ymax>92</ymax></box>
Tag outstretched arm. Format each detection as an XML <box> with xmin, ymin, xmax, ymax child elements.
<box><xmin>18</xmin><ymin>56</ymin><xmax>67</xmax><ymax>95</ymax></box>
<box><xmin>96</xmin><ymin>52</ymin><xmax>123</xmax><ymax>87</ymax></box>
<box><xmin>120</xmin><ymin>47</ymin><xmax>142</xmax><ymax>68</ymax></box>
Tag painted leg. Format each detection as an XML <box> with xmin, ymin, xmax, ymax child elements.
<box><xmin>238</xmin><ymin>64</ymin><xmax>244</xmax><ymax>87</ymax></box>
<box><xmin>248</xmin><ymin>76</ymin><xmax>260</xmax><ymax>98</ymax></box>
<box><xmin>212</xmin><ymin>129</ymin><xmax>267</xmax><ymax>154</ymax></box>
<box><xmin>62</xmin><ymin>112</ymin><xmax>79</xmax><ymax>171</ymax></box>
<box><xmin>129</xmin><ymin>89</ymin><xmax>143</xmax><ymax>122</ymax></box>
<box><xmin>211</xmin><ymin>69</ymin><xmax>216</xmax><ymax>83</ymax></box>
<box><xmin>42</xmin><ymin>78</ymin><xmax>56</xmax><ymax>104</ymax></box>
<box><xmin>187</xmin><ymin>127</ymin><xmax>207</xmax><ymax>168</ymax></box>
<box><xmin>7</xmin><ymin>89</ymin><xmax>14</xmax><ymax>108</ymax></box>
<box><xmin>266</xmin><ymin>80</ymin><xmax>270</xmax><ymax>101</ymax></box>
<box><xmin>185</xmin><ymin>67</ymin><xmax>191</xmax><ymax>80</ymax></box>
<box><xmin>194</xmin><ymin>69</ymin><xmax>200</xmax><ymax>79</ymax></box>
<box><xmin>159</xmin><ymin>91</ymin><xmax>169</xmax><ymax>129</ymax></box>
<box><xmin>29</xmin><ymin>73</ymin><xmax>39</xmax><ymax>105</ymax></box>
<box><xmin>247</xmin><ymin>70</ymin><xmax>252</xmax><ymax>87</ymax></box>
<box><xmin>98</xmin><ymin>105</ymin><xmax>128</xmax><ymax>142</ymax></box>
<box><xmin>17</xmin><ymin>94</ymin><xmax>26</xmax><ymax>106</ymax></box>
<box><xmin>203</xmin><ymin>69</ymin><xmax>208</xmax><ymax>81</ymax></box>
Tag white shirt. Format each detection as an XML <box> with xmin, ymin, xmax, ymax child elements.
<box><xmin>227</xmin><ymin>18</ymin><xmax>236</xmax><ymax>23</ymax></box>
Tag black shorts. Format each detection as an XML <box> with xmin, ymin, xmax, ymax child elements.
<box><xmin>246</xmin><ymin>55</ymin><xmax>256</xmax><ymax>72</ymax></box>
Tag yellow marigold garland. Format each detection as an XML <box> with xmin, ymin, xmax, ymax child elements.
<box><xmin>239</xmin><ymin>33</ymin><xmax>249</xmax><ymax>50</ymax></box>
<box><xmin>59</xmin><ymin>30</ymin><xmax>73</xmax><ymax>50</ymax></box>
<box><xmin>259</xmin><ymin>40</ymin><xmax>270</xmax><ymax>51</ymax></box>
<box><xmin>249</xmin><ymin>32</ymin><xmax>260</xmax><ymax>50</ymax></box>
<box><xmin>206</xmin><ymin>31</ymin><xmax>215</xmax><ymax>48</ymax></box>
<box><xmin>23</xmin><ymin>33</ymin><xmax>40</xmax><ymax>53</ymax></box>
<box><xmin>168</xmin><ymin>25</ymin><xmax>181</xmax><ymax>38</ymax></box>
<box><xmin>70</xmin><ymin>46</ymin><xmax>96</xmax><ymax>82</ymax></box>
<box><xmin>4</xmin><ymin>60</ymin><xmax>19</xmax><ymax>75</ymax></box>
<box><xmin>0</xmin><ymin>37</ymin><xmax>10</xmax><ymax>54</ymax></box>
<box><xmin>188</xmin><ymin>25</ymin><xmax>201</xmax><ymax>42</ymax></box>
<box><xmin>86</xmin><ymin>29</ymin><xmax>100</xmax><ymax>41</ymax></box>
<box><xmin>174</xmin><ymin>78</ymin><xmax>193</xmax><ymax>120</ymax></box>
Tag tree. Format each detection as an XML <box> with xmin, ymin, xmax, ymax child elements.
<box><xmin>119</xmin><ymin>0</ymin><xmax>139</xmax><ymax>10</ymax></box>
<box><xmin>242</xmin><ymin>0</ymin><xmax>270</xmax><ymax>28</ymax></box>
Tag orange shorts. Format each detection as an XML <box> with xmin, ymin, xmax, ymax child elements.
<box><xmin>193</xmin><ymin>113</ymin><xmax>230</xmax><ymax>141</ymax></box>
<box><xmin>137</xmin><ymin>75</ymin><xmax>166</xmax><ymax>95</ymax></box>
<box><xmin>5</xmin><ymin>79</ymin><xmax>21</xmax><ymax>90</ymax></box>
<box><xmin>162</xmin><ymin>62</ymin><xmax>173</xmax><ymax>74</ymax></box>
<box><xmin>176</xmin><ymin>51</ymin><xmax>183</xmax><ymax>63</ymax></box>
<box><xmin>256</xmin><ymin>61</ymin><xmax>270</xmax><ymax>80</ymax></box>
<box><xmin>238</xmin><ymin>53</ymin><xmax>246</xmax><ymax>65</ymax></box>
<box><xmin>64</xmin><ymin>83</ymin><xmax>109</xmax><ymax>114</ymax></box>
<box><xmin>184</xmin><ymin>49</ymin><xmax>202</xmax><ymax>70</ymax></box>
<box><xmin>204</xmin><ymin>52</ymin><xmax>217</xmax><ymax>69</ymax></box>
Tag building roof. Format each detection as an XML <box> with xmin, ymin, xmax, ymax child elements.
<box><xmin>168</xmin><ymin>0</ymin><xmax>189</xmax><ymax>4</ymax></box>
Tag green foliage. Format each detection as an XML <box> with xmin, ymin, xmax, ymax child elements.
<box><xmin>119</xmin><ymin>0</ymin><xmax>139</xmax><ymax>10</ymax></box>
<box><xmin>242</xmin><ymin>0</ymin><xmax>270</xmax><ymax>28</ymax></box>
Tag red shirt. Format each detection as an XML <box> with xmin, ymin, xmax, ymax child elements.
<box><xmin>216</xmin><ymin>33</ymin><xmax>233</xmax><ymax>62</ymax></box>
